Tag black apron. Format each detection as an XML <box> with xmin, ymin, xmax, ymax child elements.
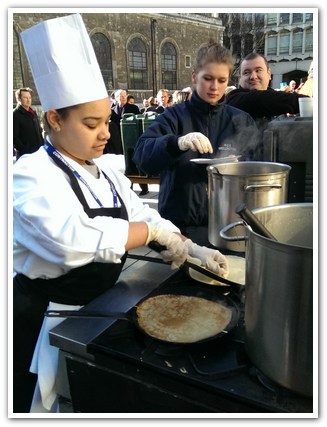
<box><xmin>13</xmin><ymin>151</ymin><xmax>129</xmax><ymax>412</ymax></box>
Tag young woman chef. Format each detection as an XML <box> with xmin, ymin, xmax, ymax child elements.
<box><xmin>12</xmin><ymin>14</ymin><xmax>228</xmax><ymax>413</ymax></box>
<box><xmin>132</xmin><ymin>41</ymin><xmax>260</xmax><ymax>244</ymax></box>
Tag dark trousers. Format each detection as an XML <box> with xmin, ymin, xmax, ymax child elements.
<box><xmin>13</xmin><ymin>279</ymin><xmax>48</xmax><ymax>413</ymax></box>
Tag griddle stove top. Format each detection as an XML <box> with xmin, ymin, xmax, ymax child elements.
<box><xmin>88</xmin><ymin>270</ymin><xmax>313</xmax><ymax>413</ymax></box>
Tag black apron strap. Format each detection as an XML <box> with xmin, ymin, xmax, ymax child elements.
<box><xmin>46</xmin><ymin>148</ymin><xmax>129</xmax><ymax>220</ymax></box>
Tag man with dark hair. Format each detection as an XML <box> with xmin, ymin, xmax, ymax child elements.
<box><xmin>225</xmin><ymin>53</ymin><xmax>301</xmax><ymax>121</ymax></box>
<box><xmin>13</xmin><ymin>87</ymin><xmax>44</xmax><ymax>159</ymax></box>
<box><xmin>127</xmin><ymin>94</ymin><xmax>136</xmax><ymax>105</ymax></box>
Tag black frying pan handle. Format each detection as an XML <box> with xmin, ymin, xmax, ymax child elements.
<box><xmin>44</xmin><ymin>310</ymin><xmax>130</xmax><ymax>320</ymax></box>
<box><xmin>147</xmin><ymin>241</ymin><xmax>167</xmax><ymax>253</ymax></box>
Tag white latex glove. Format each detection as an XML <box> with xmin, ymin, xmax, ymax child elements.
<box><xmin>185</xmin><ymin>239</ymin><xmax>229</xmax><ymax>277</ymax></box>
<box><xmin>178</xmin><ymin>132</ymin><xmax>213</xmax><ymax>154</ymax></box>
<box><xmin>145</xmin><ymin>223</ymin><xmax>188</xmax><ymax>269</ymax></box>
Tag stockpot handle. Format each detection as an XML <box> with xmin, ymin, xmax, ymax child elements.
<box><xmin>219</xmin><ymin>221</ymin><xmax>247</xmax><ymax>242</ymax></box>
<box><xmin>244</xmin><ymin>183</ymin><xmax>282</xmax><ymax>191</ymax></box>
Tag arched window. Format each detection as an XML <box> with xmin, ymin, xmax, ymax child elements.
<box><xmin>127</xmin><ymin>38</ymin><xmax>147</xmax><ymax>89</ymax></box>
<box><xmin>91</xmin><ymin>33</ymin><xmax>113</xmax><ymax>91</ymax></box>
<box><xmin>161</xmin><ymin>42</ymin><xmax>177</xmax><ymax>90</ymax></box>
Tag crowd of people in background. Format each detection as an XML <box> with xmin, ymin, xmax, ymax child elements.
<box><xmin>105</xmin><ymin>86</ymin><xmax>195</xmax><ymax>196</ymax></box>
<box><xmin>13</xmin><ymin>56</ymin><xmax>313</xmax><ymax>189</ymax></box>
<box><xmin>109</xmin><ymin>87</ymin><xmax>193</xmax><ymax>114</ymax></box>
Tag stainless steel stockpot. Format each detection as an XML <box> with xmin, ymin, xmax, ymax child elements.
<box><xmin>221</xmin><ymin>203</ymin><xmax>313</xmax><ymax>396</ymax></box>
<box><xmin>207</xmin><ymin>161</ymin><xmax>291</xmax><ymax>252</ymax></box>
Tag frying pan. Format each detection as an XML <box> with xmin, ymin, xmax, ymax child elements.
<box><xmin>45</xmin><ymin>286</ymin><xmax>240</xmax><ymax>345</ymax></box>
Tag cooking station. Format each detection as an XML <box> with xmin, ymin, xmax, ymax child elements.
<box><xmin>49</xmin><ymin>245</ymin><xmax>313</xmax><ymax>414</ymax></box>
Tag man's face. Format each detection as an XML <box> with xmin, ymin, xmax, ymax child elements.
<box><xmin>239</xmin><ymin>57</ymin><xmax>271</xmax><ymax>91</ymax></box>
<box><xmin>158</xmin><ymin>91</ymin><xmax>169</xmax><ymax>107</ymax></box>
<box><xmin>116</xmin><ymin>90</ymin><xmax>127</xmax><ymax>106</ymax></box>
<box><xmin>19</xmin><ymin>90</ymin><xmax>32</xmax><ymax>110</ymax></box>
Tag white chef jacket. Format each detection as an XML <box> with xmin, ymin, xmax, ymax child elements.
<box><xmin>13</xmin><ymin>145</ymin><xmax>179</xmax><ymax>279</ymax></box>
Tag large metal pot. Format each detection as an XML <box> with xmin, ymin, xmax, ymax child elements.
<box><xmin>221</xmin><ymin>203</ymin><xmax>313</xmax><ymax>397</ymax></box>
<box><xmin>207</xmin><ymin>161</ymin><xmax>291</xmax><ymax>251</ymax></box>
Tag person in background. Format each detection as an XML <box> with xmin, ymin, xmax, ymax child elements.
<box><xmin>109</xmin><ymin>90</ymin><xmax>116</xmax><ymax>107</ymax></box>
<box><xmin>288</xmin><ymin>80</ymin><xmax>297</xmax><ymax>92</ymax></box>
<box><xmin>14</xmin><ymin>15</ymin><xmax>229</xmax><ymax>413</ymax></box>
<box><xmin>172</xmin><ymin>90</ymin><xmax>181</xmax><ymax>104</ymax></box>
<box><xmin>13</xmin><ymin>87</ymin><xmax>44</xmax><ymax>159</ymax></box>
<box><xmin>111</xmin><ymin>89</ymin><xmax>140</xmax><ymax>121</ymax></box>
<box><xmin>296</xmin><ymin>61</ymin><xmax>314</xmax><ymax>97</ymax></box>
<box><xmin>103</xmin><ymin>93</ymin><xmax>124</xmax><ymax>155</ymax></box>
<box><xmin>182</xmin><ymin>86</ymin><xmax>193</xmax><ymax>100</ymax></box>
<box><xmin>110</xmin><ymin>89</ymin><xmax>141</xmax><ymax>154</ymax></box>
<box><xmin>103</xmin><ymin>116</ymin><xmax>123</xmax><ymax>155</ymax></box>
<box><xmin>167</xmin><ymin>95</ymin><xmax>174</xmax><ymax>107</ymax></box>
<box><xmin>133</xmin><ymin>41</ymin><xmax>260</xmax><ymax>245</ymax></box>
<box><xmin>172</xmin><ymin>90</ymin><xmax>190</xmax><ymax>105</ymax></box>
<box><xmin>145</xmin><ymin>96</ymin><xmax>157</xmax><ymax>112</ymax></box>
<box><xmin>140</xmin><ymin>98</ymin><xmax>149</xmax><ymax>113</ymax></box>
<box><xmin>127</xmin><ymin>94</ymin><xmax>136</xmax><ymax>105</ymax></box>
<box><xmin>155</xmin><ymin>89</ymin><xmax>169</xmax><ymax>113</ymax></box>
<box><xmin>111</xmin><ymin>90</ymin><xmax>149</xmax><ymax>195</ymax></box>
<box><xmin>225</xmin><ymin>53</ymin><xmax>306</xmax><ymax>123</ymax></box>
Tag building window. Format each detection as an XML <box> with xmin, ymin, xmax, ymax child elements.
<box><xmin>267</xmin><ymin>34</ymin><xmax>277</xmax><ymax>55</ymax></box>
<box><xmin>305</xmin><ymin>13</ymin><xmax>313</xmax><ymax>22</ymax></box>
<box><xmin>91</xmin><ymin>33</ymin><xmax>113</xmax><ymax>91</ymax></box>
<box><xmin>279</xmin><ymin>31</ymin><xmax>290</xmax><ymax>54</ymax></box>
<box><xmin>127</xmin><ymin>38</ymin><xmax>148</xmax><ymax>90</ymax></box>
<box><xmin>292</xmin><ymin>29</ymin><xmax>303</xmax><ymax>53</ymax></box>
<box><xmin>267</xmin><ymin>13</ymin><xmax>277</xmax><ymax>26</ymax></box>
<box><xmin>279</xmin><ymin>13</ymin><xmax>290</xmax><ymax>25</ymax></box>
<box><xmin>185</xmin><ymin>55</ymin><xmax>191</xmax><ymax>68</ymax></box>
<box><xmin>292</xmin><ymin>13</ymin><xmax>303</xmax><ymax>24</ymax></box>
<box><xmin>305</xmin><ymin>28</ymin><xmax>313</xmax><ymax>52</ymax></box>
<box><xmin>161</xmin><ymin>42</ymin><xmax>177</xmax><ymax>90</ymax></box>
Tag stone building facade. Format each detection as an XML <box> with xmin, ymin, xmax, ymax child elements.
<box><xmin>217</xmin><ymin>11</ymin><xmax>314</xmax><ymax>89</ymax></box>
<box><xmin>262</xmin><ymin>12</ymin><xmax>314</xmax><ymax>88</ymax></box>
<box><xmin>13</xmin><ymin>11</ymin><xmax>315</xmax><ymax>109</ymax></box>
<box><xmin>12</xmin><ymin>12</ymin><xmax>224</xmax><ymax>107</ymax></box>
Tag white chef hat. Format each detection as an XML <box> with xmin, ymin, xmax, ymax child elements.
<box><xmin>21</xmin><ymin>13</ymin><xmax>108</xmax><ymax>111</ymax></box>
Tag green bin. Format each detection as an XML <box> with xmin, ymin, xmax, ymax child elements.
<box><xmin>120</xmin><ymin>113</ymin><xmax>141</xmax><ymax>176</ymax></box>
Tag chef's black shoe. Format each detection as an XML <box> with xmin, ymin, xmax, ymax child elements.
<box><xmin>139</xmin><ymin>189</ymin><xmax>149</xmax><ymax>196</ymax></box>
